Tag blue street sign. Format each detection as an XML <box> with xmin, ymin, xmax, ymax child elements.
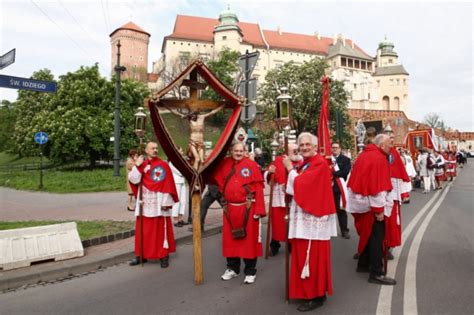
<box><xmin>34</xmin><ymin>132</ymin><xmax>49</xmax><ymax>145</ymax></box>
<box><xmin>0</xmin><ymin>49</ymin><xmax>15</xmax><ymax>70</ymax></box>
<box><xmin>0</xmin><ymin>74</ymin><xmax>57</xmax><ymax>93</ymax></box>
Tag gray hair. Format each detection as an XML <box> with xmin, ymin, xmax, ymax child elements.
<box><xmin>297</xmin><ymin>132</ymin><xmax>318</xmax><ymax>146</ymax></box>
<box><xmin>374</xmin><ymin>134</ymin><xmax>389</xmax><ymax>146</ymax></box>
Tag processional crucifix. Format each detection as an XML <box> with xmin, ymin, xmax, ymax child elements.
<box><xmin>147</xmin><ymin>59</ymin><xmax>243</xmax><ymax>284</ymax></box>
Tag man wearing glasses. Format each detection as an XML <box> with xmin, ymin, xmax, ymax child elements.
<box><xmin>331</xmin><ymin>142</ymin><xmax>352</xmax><ymax>239</ymax></box>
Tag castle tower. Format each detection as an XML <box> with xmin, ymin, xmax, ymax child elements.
<box><xmin>374</xmin><ymin>36</ymin><xmax>409</xmax><ymax>113</ymax></box>
<box><xmin>110</xmin><ymin>22</ymin><xmax>150</xmax><ymax>82</ymax></box>
<box><xmin>213</xmin><ymin>6</ymin><xmax>243</xmax><ymax>52</ymax></box>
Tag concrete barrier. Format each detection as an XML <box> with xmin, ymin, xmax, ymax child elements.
<box><xmin>0</xmin><ymin>222</ymin><xmax>84</xmax><ymax>271</ymax></box>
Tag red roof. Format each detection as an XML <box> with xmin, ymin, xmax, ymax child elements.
<box><xmin>110</xmin><ymin>21</ymin><xmax>150</xmax><ymax>37</ymax></box>
<box><xmin>164</xmin><ymin>15</ymin><xmax>371</xmax><ymax>57</ymax></box>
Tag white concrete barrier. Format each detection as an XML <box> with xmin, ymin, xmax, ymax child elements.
<box><xmin>0</xmin><ymin>222</ymin><xmax>84</xmax><ymax>271</ymax></box>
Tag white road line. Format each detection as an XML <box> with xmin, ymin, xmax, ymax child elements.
<box><xmin>403</xmin><ymin>184</ymin><xmax>451</xmax><ymax>315</ymax></box>
<box><xmin>376</xmin><ymin>189</ymin><xmax>442</xmax><ymax>315</ymax></box>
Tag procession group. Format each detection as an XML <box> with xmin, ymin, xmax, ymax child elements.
<box><xmin>125</xmin><ymin>128</ymin><xmax>454</xmax><ymax>312</ymax></box>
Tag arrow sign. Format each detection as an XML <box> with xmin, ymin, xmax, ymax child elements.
<box><xmin>0</xmin><ymin>74</ymin><xmax>57</xmax><ymax>93</ymax></box>
<box><xmin>34</xmin><ymin>132</ymin><xmax>49</xmax><ymax>145</ymax></box>
<box><xmin>0</xmin><ymin>49</ymin><xmax>15</xmax><ymax>70</ymax></box>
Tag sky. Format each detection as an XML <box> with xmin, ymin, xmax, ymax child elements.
<box><xmin>0</xmin><ymin>0</ymin><xmax>472</xmax><ymax>131</ymax></box>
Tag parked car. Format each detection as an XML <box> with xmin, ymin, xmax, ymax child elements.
<box><xmin>467</xmin><ymin>151</ymin><xmax>474</xmax><ymax>158</ymax></box>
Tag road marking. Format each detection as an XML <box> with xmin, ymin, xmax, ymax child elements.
<box><xmin>376</xmin><ymin>189</ymin><xmax>442</xmax><ymax>315</ymax></box>
<box><xmin>403</xmin><ymin>184</ymin><xmax>451</xmax><ymax>315</ymax></box>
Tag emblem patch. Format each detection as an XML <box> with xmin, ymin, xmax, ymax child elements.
<box><xmin>151</xmin><ymin>166</ymin><xmax>166</xmax><ymax>182</ymax></box>
<box><xmin>240</xmin><ymin>167</ymin><xmax>251</xmax><ymax>177</ymax></box>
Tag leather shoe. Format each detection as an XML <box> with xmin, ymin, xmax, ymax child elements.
<box><xmin>129</xmin><ymin>257</ymin><xmax>147</xmax><ymax>266</ymax></box>
<box><xmin>341</xmin><ymin>231</ymin><xmax>350</xmax><ymax>239</ymax></box>
<box><xmin>297</xmin><ymin>296</ymin><xmax>326</xmax><ymax>312</ymax></box>
<box><xmin>387</xmin><ymin>251</ymin><xmax>394</xmax><ymax>260</ymax></box>
<box><xmin>368</xmin><ymin>275</ymin><xmax>397</xmax><ymax>285</ymax></box>
<box><xmin>353</xmin><ymin>253</ymin><xmax>360</xmax><ymax>260</ymax></box>
<box><xmin>160</xmin><ymin>256</ymin><xmax>169</xmax><ymax>268</ymax></box>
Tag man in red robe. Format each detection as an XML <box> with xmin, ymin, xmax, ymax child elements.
<box><xmin>264</xmin><ymin>143</ymin><xmax>302</xmax><ymax>256</ymax></box>
<box><xmin>283</xmin><ymin>132</ymin><xmax>337</xmax><ymax>312</ymax></box>
<box><xmin>346</xmin><ymin>134</ymin><xmax>396</xmax><ymax>285</ymax></box>
<box><xmin>386</xmin><ymin>142</ymin><xmax>410</xmax><ymax>258</ymax></box>
<box><xmin>214</xmin><ymin>141</ymin><xmax>266</xmax><ymax>284</ymax></box>
<box><xmin>128</xmin><ymin>142</ymin><xmax>179</xmax><ymax>268</ymax></box>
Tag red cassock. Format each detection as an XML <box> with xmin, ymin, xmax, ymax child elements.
<box><xmin>347</xmin><ymin>144</ymin><xmax>392</xmax><ymax>254</ymax></box>
<box><xmin>289</xmin><ymin>154</ymin><xmax>336</xmax><ymax>300</ymax></box>
<box><xmin>130</xmin><ymin>158</ymin><xmax>179</xmax><ymax>259</ymax></box>
<box><xmin>266</xmin><ymin>156</ymin><xmax>302</xmax><ymax>241</ymax></box>
<box><xmin>386</xmin><ymin>147</ymin><xmax>410</xmax><ymax>247</ymax></box>
<box><xmin>214</xmin><ymin>157</ymin><xmax>266</xmax><ymax>258</ymax></box>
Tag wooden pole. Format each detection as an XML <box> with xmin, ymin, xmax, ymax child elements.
<box><xmin>192</xmin><ymin>184</ymin><xmax>203</xmax><ymax>284</ymax></box>
<box><xmin>284</xmin><ymin>132</ymin><xmax>290</xmax><ymax>302</ymax></box>
<box><xmin>265</xmin><ymin>174</ymin><xmax>275</xmax><ymax>259</ymax></box>
<box><xmin>138</xmin><ymin>137</ymin><xmax>144</xmax><ymax>266</ymax></box>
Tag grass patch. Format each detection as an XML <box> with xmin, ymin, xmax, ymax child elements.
<box><xmin>0</xmin><ymin>221</ymin><xmax>135</xmax><ymax>241</ymax></box>
<box><xmin>0</xmin><ymin>152</ymin><xmax>49</xmax><ymax>166</ymax></box>
<box><xmin>0</xmin><ymin>168</ymin><xmax>126</xmax><ymax>193</ymax></box>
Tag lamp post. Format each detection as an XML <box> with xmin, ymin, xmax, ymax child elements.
<box><xmin>271</xmin><ymin>132</ymin><xmax>279</xmax><ymax>161</ymax></box>
<box><xmin>355</xmin><ymin>119</ymin><xmax>366</xmax><ymax>153</ymax></box>
<box><xmin>134</xmin><ymin>106</ymin><xmax>147</xmax><ymax>153</ymax></box>
<box><xmin>275</xmin><ymin>87</ymin><xmax>292</xmax><ymax>130</ymax></box>
<box><xmin>113</xmin><ymin>40</ymin><xmax>127</xmax><ymax>177</ymax></box>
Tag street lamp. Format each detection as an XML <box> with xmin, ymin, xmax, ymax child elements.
<box><xmin>134</xmin><ymin>106</ymin><xmax>147</xmax><ymax>153</ymax></box>
<box><xmin>276</xmin><ymin>87</ymin><xmax>292</xmax><ymax>129</ymax></box>
<box><xmin>270</xmin><ymin>132</ymin><xmax>279</xmax><ymax>161</ymax></box>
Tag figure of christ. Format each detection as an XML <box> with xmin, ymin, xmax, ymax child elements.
<box><xmin>164</xmin><ymin>104</ymin><xmax>225</xmax><ymax>170</ymax></box>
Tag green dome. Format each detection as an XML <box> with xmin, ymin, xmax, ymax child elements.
<box><xmin>378</xmin><ymin>35</ymin><xmax>397</xmax><ymax>56</ymax></box>
<box><xmin>218</xmin><ymin>5</ymin><xmax>239</xmax><ymax>24</ymax></box>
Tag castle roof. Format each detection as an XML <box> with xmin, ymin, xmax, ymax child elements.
<box><xmin>110</xmin><ymin>21</ymin><xmax>150</xmax><ymax>37</ymax></box>
<box><xmin>163</xmin><ymin>14</ymin><xmax>371</xmax><ymax>57</ymax></box>
<box><xmin>373</xmin><ymin>65</ymin><xmax>409</xmax><ymax>76</ymax></box>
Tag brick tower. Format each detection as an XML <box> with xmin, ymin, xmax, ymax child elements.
<box><xmin>110</xmin><ymin>21</ymin><xmax>150</xmax><ymax>82</ymax></box>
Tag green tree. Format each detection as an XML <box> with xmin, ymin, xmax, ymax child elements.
<box><xmin>0</xmin><ymin>100</ymin><xmax>17</xmax><ymax>152</ymax></box>
<box><xmin>257</xmin><ymin>58</ymin><xmax>352</xmax><ymax>149</ymax></box>
<box><xmin>12</xmin><ymin>65</ymin><xmax>149</xmax><ymax>165</ymax></box>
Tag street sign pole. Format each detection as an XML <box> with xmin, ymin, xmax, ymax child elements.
<box><xmin>39</xmin><ymin>144</ymin><xmax>44</xmax><ymax>189</ymax></box>
<box><xmin>34</xmin><ymin>131</ymin><xmax>48</xmax><ymax>189</ymax></box>
<box><xmin>113</xmin><ymin>41</ymin><xmax>126</xmax><ymax>177</ymax></box>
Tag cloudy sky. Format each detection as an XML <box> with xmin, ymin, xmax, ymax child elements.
<box><xmin>0</xmin><ymin>0</ymin><xmax>472</xmax><ymax>130</ymax></box>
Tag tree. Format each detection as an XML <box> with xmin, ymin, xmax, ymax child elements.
<box><xmin>0</xmin><ymin>100</ymin><xmax>17</xmax><ymax>152</ymax></box>
<box><xmin>257</xmin><ymin>58</ymin><xmax>352</xmax><ymax>149</ymax></box>
<box><xmin>424</xmin><ymin>112</ymin><xmax>448</xmax><ymax>131</ymax></box>
<box><xmin>12</xmin><ymin>65</ymin><xmax>149</xmax><ymax>165</ymax></box>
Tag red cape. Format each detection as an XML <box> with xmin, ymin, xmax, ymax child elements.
<box><xmin>348</xmin><ymin>144</ymin><xmax>392</xmax><ymax>196</ymax></box>
<box><xmin>389</xmin><ymin>147</ymin><xmax>410</xmax><ymax>182</ymax></box>
<box><xmin>130</xmin><ymin>158</ymin><xmax>179</xmax><ymax>202</ymax></box>
<box><xmin>293</xmin><ymin>154</ymin><xmax>336</xmax><ymax>217</ymax></box>
<box><xmin>267</xmin><ymin>155</ymin><xmax>302</xmax><ymax>185</ymax></box>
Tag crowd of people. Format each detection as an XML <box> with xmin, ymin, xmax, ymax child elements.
<box><xmin>124</xmin><ymin>130</ymin><xmax>465</xmax><ymax>312</ymax></box>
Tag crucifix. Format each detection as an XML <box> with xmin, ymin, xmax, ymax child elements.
<box><xmin>149</xmin><ymin>60</ymin><xmax>243</xmax><ymax>285</ymax></box>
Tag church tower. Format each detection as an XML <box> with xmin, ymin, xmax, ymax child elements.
<box><xmin>374</xmin><ymin>36</ymin><xmax>409</xmax><ymax>113</ymax></box>
<box><xmin>110</xmin><ymin>22</ymin><xmax>150</xmax><ymax>82</ymax></box>
<box><xmin>213</xmin><ymin>6</ymin><xmax>243</xmax><ymax>53</ymax></box>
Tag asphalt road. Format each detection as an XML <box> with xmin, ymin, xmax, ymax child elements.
<box><xmin>1</xmin><ymin>164</ymin><xmax>472</xmax><ymax>315</ymax></box>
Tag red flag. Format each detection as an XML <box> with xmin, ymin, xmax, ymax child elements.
<box><xmin>318</xmin><ymin>76</ymin><xmax>331</xmax><ymax>159</ymax></box>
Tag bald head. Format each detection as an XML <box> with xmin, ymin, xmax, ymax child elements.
<box><xmin>145</xmin><ymin>142</ymin><xmax>159</xmax><ymax>158</ymax></box>
<box><xmin>374</xmin><ymin>134</ymin><xmax>391</xmax><ymax>154</ymax></box>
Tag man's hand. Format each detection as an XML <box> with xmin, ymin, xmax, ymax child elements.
<box><xmin>282</xmin><ymin>156</ymin><xmax>293</xmax><ymax>171</ymax></box>
<box><xmin>375</xmin><ymin>212</ymin><xmax>384</xmax><ymax>221</ymax></box>
<box><xmin>253</xmin><ymin>214</ymin><xmax>260</xmax><ymax>219</ymax></box>
<box><xmin>135</xmin><ymin>155</ymin><xmax>144</xmax><ymax>167</ymax></box>
<box><xmin>268</xmin><ymin>165</ymin><xmax>276</xmax><ymax>174</ymax></box>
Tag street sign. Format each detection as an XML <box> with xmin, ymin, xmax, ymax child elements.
<box><xmin>238</xmin><ymin>78</ymin><xmax>257</xmax><ymax>103</ymax></box>
<box><xmin>0</xmin><ymin>74</ymin><xmax>57</xmax><ymax>93</ymax></box>
<box><xmin>240</xmin><ymin>103</ymin><xmax>256</xmax><ymax>124</ymax></box>
<box><xmin>34</xmin><ymin>132</ymin><xmax>49</xmax><ymax>145</ymax></box>
<box><xmin>238</xmin><ymin>51</ymin><xmax>259</xmax><ymax>75</ymax></box>
<box><xmin>0</xmin><ymin>49</ymin><xmax>15</xmax><ymax>70</ymax></box>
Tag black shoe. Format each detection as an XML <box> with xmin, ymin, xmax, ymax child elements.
<box><xmin>270</xmin><ymin>247</ymin><xmax>279</xmax><ymax>257</ymax></box>
<box><xmin>387</xmin><ymin>251</ymin><xmax>394</xmax><ymax>260</ymax></box>
<box><xmin>297</xmin><ymin>296</ymin><xmax>326</xmax><ymax>312</ymax></box>
<box><xmin>174</xmin><ymin>221</ymin><xmax>183</xmax><ymax>227</ymax></box>
<box><xmin>356</xmin><ymin>265</ymin><xmax>369</xmax><ymax>273</ymax></box>
<box><xmin>341</xmin><ymin>230</ymin><xmax>350</xmax><ymax>239</ymax></box>
<box><xmin>368</xmin><ymin>274</ymin><xmax>397</xmax><ymax>285</ymax></box>
<box><xmin>353</xmin><ymin>253</ymin><xmax>360</xmax><ymax>260</ymax></box>
<box><xmin>160</xmin><ymin>256</ymin><xmax>169</xmax><ymax>268</ymax></box>
<box><xmin>129</xmin><ymin>257</ymin><xmax>147</xmax><ymax>266</ymax></box>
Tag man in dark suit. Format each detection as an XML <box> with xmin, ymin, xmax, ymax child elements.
<box><xmin>331</xmin><ymin>142</ymin><xmax>351</xmax><ymax>239</ymax></box>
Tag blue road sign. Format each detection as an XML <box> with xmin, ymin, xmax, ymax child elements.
<box><xmin>34</xmin><ymin>132</ymin><xmax>49</xmax><ymax>145</ymax></box>
<box><xmin>0</xmin><ymin>74</ymin><xmax>57</xmax><ymax>93</ymax></box>
<box><xmin>0</xmin><ymin>49</ymin><xmax>15</xmax><ymax>70</ymax></box>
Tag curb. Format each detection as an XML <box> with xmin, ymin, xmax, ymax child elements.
<box><xmin>0</xmin><ymin>224</ymin><xmax>222</xmax><ymax>292</ymax></box>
